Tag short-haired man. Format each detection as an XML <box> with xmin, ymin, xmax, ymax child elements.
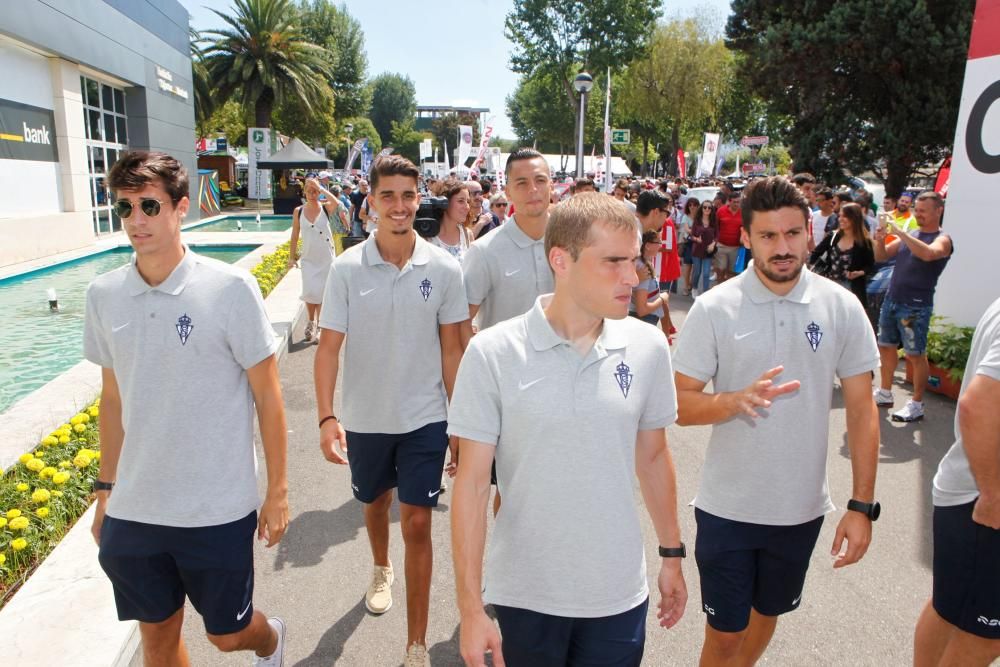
<box><xmin>893</xmin><ymin>193</ymin><xmax>917</xmax><ymax>229</ymax></box>
<box><xmin>673</xmin><ymin>176</ymin><xmax>881</xmax><ymax>666</ymax></box>
<box><xmin>913</xmin><ymin>296</ymin><xmax>1000</xmax><ymax>667</ymax></box>
<box><xmin>465</xmin><ymin>179</ymin><xmax>500</xmax><ymax>239</ymax></box>
<box><xmin>451</xmin><ymin>193</ymin><xmax>688</xmax><ymax>666</ymax></box>
<box><xmin>636</xmin><ymin>189</ymin><xmax>674</xmax><ymax>291</ymax></box>
<box><xmin>314</xmin><ymin>155</ymin><xmax>469</xmax><ymax>666</ymax></box>
<box><xmin>713</xmin><ymin>191</ymin><xmax>744</xmax><ymax>283</ymax></box>
<box><xmin>873</xmin><ymin>190</ymin><xmax>954</xmax><ymax>422</ymax></box>
<box><xmin>613</xmin><ymin>177</ymin><xmax>638</xmax><ymax>213</ymax></box>
<box><xmin>86</xmin><ymin>151</ymin><xmax>289</xmax><ymax>666</ymax></box>
<box><xmin>809</xmin><ymin>188</ymin><xmax>837</xmax><ymax>249</ymax></box>
<box><xmin>792</xmin><ymin>172</ymin><xmax>817</xmax><ymax>209</ymax></box>
<box><xmin>573</xmin><ymin>177</ymin><xmax>596</xmax><ymax>194</ymax></box>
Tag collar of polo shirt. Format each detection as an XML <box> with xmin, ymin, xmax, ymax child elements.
<box><xmin>363</xmin><ymin>231</ymin><xmax>432</xmax><ymax>267</ymax></box>
<box><xmin>126</xmin><ymin>245</ymin><xmax>196</xmax><ymax>297</ymax></box>
<box><xmin>525</xmin><ymin>295</ymin><xmax>629</xmax><ymax>354</ymax></box>
<box><xmin>504</xmin><ymin>216</ymin><xmax>541</xmax><ymax>249</ymax></box>
<box><xmin>742</xmin><ymin>263</ymin><xmax>815</xmax><ymax>305</ymax></box>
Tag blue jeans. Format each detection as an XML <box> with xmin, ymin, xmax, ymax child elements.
<box><xmin>351</xmin><ymin>220</ymin><xmax>365</xmax><ymax>237</ymax></box>
<box><xmin>878</xmin><ymin>296</ymin><xmax>932</xmax><ymax>355</ymax></box>
<box><xmin>691</xmin><ymin>256</ymin><xmax>713</xmax><ymax>292</ymax></box>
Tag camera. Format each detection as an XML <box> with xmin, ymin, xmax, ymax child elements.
<box><xmin>414</xmin><ymin>195</ymin><xmax>448</xmax><ymax>238</ymax></box>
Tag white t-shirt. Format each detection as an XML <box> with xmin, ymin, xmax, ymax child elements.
<box><xmin>811</xmin><ymin>210</ymin><xmax>835</xmax><ymax>243</ymax></box>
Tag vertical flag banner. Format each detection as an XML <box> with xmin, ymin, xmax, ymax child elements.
<box><xmin>676</xmin><ymin>150</ymin><xmax>686</xmax><ymax>178</ymax></box>
<box><xmin>345</xmin><ymin>138</ymin><xmax>366</xmax><ymax>172</ymax></box>
<box><xmin>699</xmin><ymin>133</ymin><xmax>720</xmax><ymax>177</ymax></box>
<box><xmin>457</xmin><ymin>125</ymin><xmax>474</xmax><ymax>174</ymax></box>
<box><xmin>443</xmin><ymin>138</ymin><xmax>451</xmax><ymax>174</ymax></box>
<box><xmin>376</xmin><ymin>147</ymin><xmax>394</xmax><ymax>159</ymax></box>
<box><xmin>469</xmin><ymin>118</ymin><xmax>495</xmax><ymax>175</ymax></box>
<box><xmin>933</xmin><ymin>0</ymin><xmax>1000</xmax><ymax>327</ymax></box>
<box><xmin>603</xmin><ymin>67</ymin><xmax>613</xmax><ymax>191</ymax></box>
<box><xmin>360</xmin><ymin>140</ymin><xmax>373</xmax><ymax>176</ymax></box>
<box><xmin>248</xmin><ymin>127</ymin><xmax>276</xmax><ymax>199</ymax></box>
<box><xmin>419</xmin><ymin>139</ymin><xmax>432</xmax><ymax>161</ymax></box>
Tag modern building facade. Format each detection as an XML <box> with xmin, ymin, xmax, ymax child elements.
<box><xmin>0</xmin><ymin>0</ymin><xmax>195</xmax><ymax>266</ymax></box>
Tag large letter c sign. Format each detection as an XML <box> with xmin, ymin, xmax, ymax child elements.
<box><xmin>967</xmin><ymin>80</ymin><xmax>1000</xmax><ymax>174</ymax></box>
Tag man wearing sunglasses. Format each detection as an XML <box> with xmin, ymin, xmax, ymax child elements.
<box><xmin>84</xmin><ymin>151</ymin><xmax>289</xmax><ymax>666</ymax></box>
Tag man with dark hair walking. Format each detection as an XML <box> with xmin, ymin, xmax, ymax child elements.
<box><xmin>674</xmin><ymin>176</ymin><xmax>881</xmax><ymax>666</ymax></box>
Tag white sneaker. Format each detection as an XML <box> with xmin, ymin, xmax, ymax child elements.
<box><xmin>405</xmin><ymin>642</ymin><xmax>430</xmax><ymax>667</ymax></box>
<box><xmin>365</xmin><ymin>563</ymin><xmax>394</xmax><ymax>614</ymax></box>
<box><xmin>892</xmin><ymin>399</ymin><xmax>924</xmax><ymax>422</ymax></box>
<box><xmin>303</xmin><ymin>321</ymin><xmax>314</xmax><ymax>342</ymax></box>
<box><xmin>251</xmin><ymin>617</ymin><xmax>285</xmax><ymax>666</ymax></box>
<box><xmin>873</xmin><ymin>388</ymin><xmax>894</xmax><ymax>408</ymax></box>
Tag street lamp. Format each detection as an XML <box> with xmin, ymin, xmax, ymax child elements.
<box><xmin>343</xmin><ymin>123</ymin><xmax>354</xmax><ymax>172</ymax></box>
<box><xmin>573</xmin><ymin>72</ymin><xmax>593</xmax><ymax>178</ymax></box>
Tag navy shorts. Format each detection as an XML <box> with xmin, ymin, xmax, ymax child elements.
<box><xmin>932</xmin><ymin>500</ymin><xmax>1000</xmax><ymax>639</ymax></box>
<box><xmin>98</xmin><ymin>511</ymin><xmax>257</xmax><ymax>635</ymax></box>
<box><xmin>493</xmin><ymin>598</ymin><xmax>648</xmax><ymax>666</ymax></box>
<box><xmin>694</xmin><ymin>508</ymin><xmax>824</xmax><ymax>632</ymax></box>
<box><xmin>346</xmin><ymin>421</ymin><xmax>448</xmax><ymax>507</ymax></box>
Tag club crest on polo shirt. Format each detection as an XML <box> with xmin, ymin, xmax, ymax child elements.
<box><xmin>805</xmin><ymin>321</ymin><xmax>823</xmax><ymax>352</ymax></box>
<box><xmin>419</xmin><ymin>278</ymin><xmax>432</xmax><ymax>301</ymax></box>
<box><xmin>614</xmin><ymin>361</ymin><xmax>633</xmax><ymax>398</ymax></box>
<box><xmin>175</xmin><ymin>313</ymin><xmax>194</xmax><ymax>345</ymax></box>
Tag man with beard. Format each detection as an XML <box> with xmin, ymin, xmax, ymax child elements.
<box><xmin>673</xmin><ymin>176</ymin><xmax>881</xmax><ymax>666</ymax></box>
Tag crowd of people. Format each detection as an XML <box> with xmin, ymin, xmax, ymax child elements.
<box><xmin>80</xmin><ymin>148</ymin><xmax>997</xmax><ymax>667</ymax></box>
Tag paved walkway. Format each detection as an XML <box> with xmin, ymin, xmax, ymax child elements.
<box><xmin>142</xmin><ymin>296</ymin><xmax>953</xmax><ymax>666</ymax></box>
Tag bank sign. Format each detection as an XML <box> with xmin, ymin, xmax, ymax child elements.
<box><xmin>0</xmin><ymin>99</ymin><xmax>58</xmax><ymax>162</ymax></box>
<box><xmin>934</xmin><ymin>0</ymin><xmax>1000</xmax><ymax>327</ymax></box>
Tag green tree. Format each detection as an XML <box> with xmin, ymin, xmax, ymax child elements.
<box><xmin>505</xmin><ymin>0</ymin><xmax>661</xmax><ymax>114</ymax></box>
<box><xmin>272</xmin><ymin>85</ymin><xmax>337</xmax><ymax>148</ymax></box>
<box><xmin>726</xmin><ymin>0</ymin><xmax>975</xmax><ymax>196</ymax></box>
<box><xmin>389</xmin><ymin>119</ymin><xmax>430</xmax><ymax>164</ymax></box>
<box><xmin>330</xmin><ymin>117</ymin><xmax>381</xmax><ymax>166</ymax></box>
<box><xmin>368</xmin><ymin>73</ymin><xmax>417</xmax><ymax>146</ymax></box>
<box><xmin>202</xmin><ymin>0</ymin><xmax>334</xmax><ymax>128</ymax></box>
<box><xmin>616</xmin><ymin>16</ymin><xmax>733</xmax><ymax>175</ymax></box>
<box><xmin>197</xmin><ymin>99</ymin><xmax>251</xmax><ymax>147</ymax></box>
<box><xmin>298</xmin><ymin>0</ymin><xmax>371</xmax><ymax>120</ymax></box>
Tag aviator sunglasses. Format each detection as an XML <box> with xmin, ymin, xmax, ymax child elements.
<box><xmin>113</xmin><ymin>197</ymin><xmax>165</xmax><ymax>219</ymax></box>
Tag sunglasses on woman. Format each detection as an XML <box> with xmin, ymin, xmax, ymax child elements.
<box><xmin>492</xmin><ymin>202</ymin><xmax>508</xmax><ymax>208</ymax></box>
<box><xmin>113</xmin><ymin>198</ymin><xmax>165</xmax><ymax>219</ymax></box>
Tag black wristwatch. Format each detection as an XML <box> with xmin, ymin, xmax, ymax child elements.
<box><xmin>658</xmin><ymin>543</ymin><xmax>686</xmax><ymax>558</ymax></box>
<box><xmin>93</xmin><ymin>480</ymin><xmax>115</xmax><ymax>492</ymax></box>
<box><xmin>847</xmin><ymin>499</ymin><xmax>881</xmax><ymax>521</ymax></box>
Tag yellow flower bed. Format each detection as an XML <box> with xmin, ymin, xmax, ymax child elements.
<box><xmin>250</xmin><ymin>241</ymin><xmax>296</xmax><ymax>298</ymax></box>
<box><xmin>0</xmin><ymin>403</ymin><xmax>101</xmax><ymax>607</ymax></box>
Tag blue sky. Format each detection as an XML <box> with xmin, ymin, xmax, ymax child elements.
<box><xmin>180</xmin><ymin>0</ymin><xmax>733</xmax><ymax>139</ymax></box>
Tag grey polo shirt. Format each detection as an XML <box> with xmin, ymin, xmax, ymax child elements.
<box><xmin>319</xmin><ymin>232</ymin><xmax>468</xmax><ymax>434</ymax></box>
<box><xmin>449</xmin><ymin>295</ymin><xmax>677</xmax><ymax>617</ymax></box>
<box><xmin>462</xmin><ymin>216</ymin><xmax>554</xmax><ymax>329</ymax></box>
<box><xmin>84</xmin><ymin>248</ymin><xmax>279</xmax><ymax>528</ymax></box>
<box><xmin>673</xmin><ymin>267</ymin><xmax>879</xmax><ymax>525</ymax></box>
<box><xmin>933</xmin><ymin>296</ymin><xmax>1000</xmax><ymax>506</ymax></box>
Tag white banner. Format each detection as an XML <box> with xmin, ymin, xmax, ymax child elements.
<box><xmin>443</xmin><ymin>138</ymin><xmax>451</xmax><ymax>174</ymax></box>
<box><xmin>419</xmin><ymin>138</ymin><xmax>432</xmax><ymax>160</ymax></box>
<box><xmin>469</xmin><ymin>119</ymin><xmax>495</xmax><ymax>174</ymax></box>
<box><xmin>934</xmin><ymin>0</ymin><xmax>1000</xmax><ymax>327</ymax></box>
<box><xmin>248</xmin><ymin>127</ymin><xmax>276</xmax><ymax>199</ymax></box>
<box><xmin>699</xmin><ymin>132</ymin><xmax>720</xmax><ymax>178</ymax></box>
<box><xmin>377</xmin><ymin>147</ymin><xmax>394</xmax><ymax>159</ymax></box>
<box><xmin>345</xmin><ymin>138</ymin><xmax>366</xmax><ymax>172</ymax></box>
<box><xmin>457</xmin><ymin>125</ymin><xmax>474</xmax><ymax>173</ymax></box>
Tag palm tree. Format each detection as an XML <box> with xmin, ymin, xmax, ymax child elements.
<box><xmin>202</xmin><ymin>0</ymin><xmax>333</xmax><ymax>128</ymax></box>
<box><xmin>190</xmin><ymin>28</ymin><xmax>214</xmax><ymax>128</ymax></box>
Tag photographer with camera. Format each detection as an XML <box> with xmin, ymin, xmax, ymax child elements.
<box><xmin>314</xmin><ymin>155</ymin><xmax>468</xmax><ymax>667</ymax></box>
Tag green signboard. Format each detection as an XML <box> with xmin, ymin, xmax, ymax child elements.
<box><xmin>611</xmin><ymin>129</ymin><xmax>630</xmax><ymax>145</ymax></box>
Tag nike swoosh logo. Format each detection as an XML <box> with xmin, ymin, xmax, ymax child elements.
<box><xmin>504</xmin><ymin>269</ymin><xmax>520</xmax><ymax>277</ymax></box>
<box><xmin>518</xmin><ymin>378</ymin><xmax>544</xmax><ymax>391</ymax></box>
<box><xmin>428</xmin><ymin>489</ymin><xmax>441</xmax><ymax>498</ymax></box>
<box><xmin>360</xmin><ymin>288</ymin><xmax>376</xmax><ymax>296</ymax></box>
<box><xmin>236</xmin><ymin>599</ymin><xmax>252</xmax><ymax>621</ymax></box>
<box><xmin>112</xmin><ymin>323</ymin><xmax>130</xmax><ymax>333</ymax></box>
<box><xmin>792</xmin><ymin>595</ymin><xmax>802</xmax><ymax>606</ymax></box>
<box><xmin>734</xmin><ymin>331</ymin><xmax>754</xmax><ymax>340</ymax></box>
